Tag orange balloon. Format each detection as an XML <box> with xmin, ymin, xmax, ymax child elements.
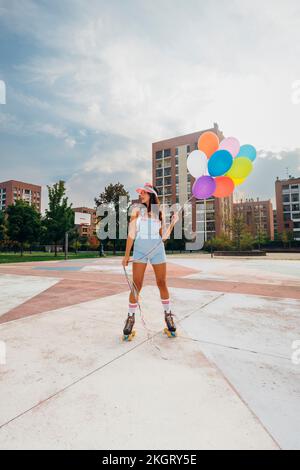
<box><xmin>198</xmin><ymin>131</ymin><xmax>219</xmax><ymax>158</ymax></box>
<box><xmin>213</xmin><ymin>176</ymin><xmax>235</xmax><ymax>198</ymax></box>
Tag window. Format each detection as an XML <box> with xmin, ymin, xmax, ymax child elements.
<box><xmin>164</xmin><ymin>167</ymin><xmax>171</xmax><ymax>176</ymax></box>
<box><xmin>175</xmin><ymin>148</ymin><xmax>178</xmax><ymax>156</ymax></box>
<box><xmin>291</xmin><ymin>184</ymin><xmax>299</xmax><ymax>189</ymax></box>
<box><xmin>156</xmin><ymin>150</ymin><xmax>163</xmax><ymax>160</ymax></box>
<box><xmin>156</xmin><ymin>169</ymin><xmax>163</xmax><ymax>178</ymax></box>
<box><xmin>282</xmin><ymin>185</ymin><xmax>289</xmax><ymax>190</ymax></box>
<box><xmin>282</xmin><ymin>195</ymin><xmax>290</xmax><ymax>203</ymax></box>
<box><xmin>187</xmin><ymin>145</ymin><xmax>190</xmax><ymax>153</ymax></box>
<box><xmin>206</xmin><ymin>212</ymin><xmax>215</xmax><ymax>221</ymax></box>
<box><xmin>284</xmin><ymin>213</ymin><xmax>291</xmax><ymax>221</ymax></box>
<box><xmin>291</xmin><ymin>194</ymin><xmax>299</xmax><ymax>202</ymax></box>
<box><xmin>207</xmin><ymin>222</ymin><xmax>215</xmax><ymax>231</ymax></box>
<box><xmin>292</xmin><ymin>204</ymin><xmax>300</xmax><ymax>211</ymax></box>
<box><xmin>156</xmin><ymin>178</ymin><xmax>163</xmax><ymax>187</ymax></box>
<box><xmin>164</xmin><ymin>149</ymin><xmax>171</xmax><ymax>157</ymax></box>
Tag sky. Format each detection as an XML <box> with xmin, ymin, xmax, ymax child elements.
<box><xmin>1</xmin><ymin>0</ymin><xmax>300</xmax><ymax>213</ymax></box>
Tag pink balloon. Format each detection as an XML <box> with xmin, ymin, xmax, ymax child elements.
<box><xmin>219</xmin><ymin>137</ymin><xmax>240</xmax><ymax>158</ymax></box>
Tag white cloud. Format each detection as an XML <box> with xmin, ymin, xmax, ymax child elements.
<box><xmin>1</xmin><ymin>0</ymin><xmax>300</xmax><ymax>208</ymax></box>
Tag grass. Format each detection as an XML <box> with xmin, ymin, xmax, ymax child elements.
<box><xmin>0</xmin><ymin>251</ymin><xmax>103</xmax><ymax>264</ymax></box>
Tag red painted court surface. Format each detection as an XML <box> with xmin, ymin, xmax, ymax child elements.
<box><xmin>0</xmin><ymin>255</ymin><xmax>299</xmax><ymax>324</ymax></box>
<box><xmin>0</xmin><ymin>254</ymin><xmax>299</xmax><ymax>450</ymax></box>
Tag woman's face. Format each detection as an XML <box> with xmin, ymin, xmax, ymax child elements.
<box><xmin>139</xmin><ymin>190</ymin><xmax>150</xmax><ymax>204</ymax></box>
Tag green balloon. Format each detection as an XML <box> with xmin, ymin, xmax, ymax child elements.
<box><xmin>226</xmin><ymin>157</ymin><xmax>253</xmax><ymax>179</ymax></box>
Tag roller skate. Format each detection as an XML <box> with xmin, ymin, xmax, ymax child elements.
<box><xmin>163</xmin><ymin>312</ymin><xmax>177</xmax><ymax>338</ymax></box>
<box><xmin>122</xmin><ymin>314</ymin><xmax>136</xmax><ymax>341</ymax></box>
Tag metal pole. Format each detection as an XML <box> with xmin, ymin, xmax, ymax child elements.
<box><xmin>65</xmin><ymin>231</ymin><xmax>68</xmax><ymax>260</ymax></box>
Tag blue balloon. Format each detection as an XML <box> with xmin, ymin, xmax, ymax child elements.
<box><xmin>208</xmin><ymin>150</ymin><xmax>233</xmax><ymax>177</ymax></box>
<box><xmin>237</xmin><ymin>144</ymin><xmax>256</xmax><ymax>161</ymax></box>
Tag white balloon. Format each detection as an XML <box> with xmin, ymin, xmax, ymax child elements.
<box><xmin>187</xmin><ymin>150</ymin><xmax>208</xmax><ymax>178</ymax></box>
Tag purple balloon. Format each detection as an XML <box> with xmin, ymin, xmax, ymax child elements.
<box><xmin>219</xmin><ymin>137</ymin><xmax>240</xmax><ymax>158</ymax></box>
<box><xmin>192</xmin><ymin>175</ymin><xmax>216</xmax><ymax>199</ymax></box>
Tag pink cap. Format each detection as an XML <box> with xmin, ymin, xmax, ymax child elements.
<box><xmin>136</xmin><ymin>183</ymin><xmax>158</xmax><ymax>197</ymax></box>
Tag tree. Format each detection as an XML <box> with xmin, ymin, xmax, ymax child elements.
<box><xmin>94</xmin><ymin>183</ymin><xmax>129</xmax><ymax>255</ymax></box>
<box><xmin>240</xmin><ymin>231</ymin><xmax>255</xmax><ymax>250</ymax></box>
<box><xmin>0</xmin><ymin>210</ymin><xmax>7</xmax><ymax>245</ymax></box>
<box><xmin>229</xmin><ymin>214</ymin><xmax>246</xmax><ymax>250</ymax></box>
<box><xmin>43</xmin><ymin>181</ymin><xmax>74</xmax><ymax>256</ymax></box>
<box><xmin>206</xmin><ymin>234</ymin><xmax>234</xmax><ymax>251</ymax></box>
<box><xmin>255</xmin><ymin>227</ymin><xmax>269</xmax><ymax>249</ymax></box>
<box><xmin>281</xmin><ymin>229</ymin><xmax>294</xmax><ymax>249</ymax></box>
<box><xmin>6</xmin><ymin>200</ymin><xmax>41</xmax><ymax>256</ymax></box>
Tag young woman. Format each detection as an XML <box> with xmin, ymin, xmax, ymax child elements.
<box><xmin>122</xmin><ymin>182</ymin><xmax>179</xmax><ymax>339</ymax></box>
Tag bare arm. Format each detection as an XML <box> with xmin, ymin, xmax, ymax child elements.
<box><xmin>161</xmin><ymin>211</ymin><xmax>179</xmax><ymax>242</ymax></box>
<box><xmin>122</xmin><ymin>208</ymin><xmax>139</xmax><ymax>266</ymax></box>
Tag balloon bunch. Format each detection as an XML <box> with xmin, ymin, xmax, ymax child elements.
<box><xmin>187</xmin><ymin>131</ymin><xmax>257</xmax><ymax>199</ymax></box>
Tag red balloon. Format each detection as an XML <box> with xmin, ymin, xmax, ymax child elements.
<box><xmin>213</xmin><ymin>176</ymin><xmax>235</xmax><ymax>198</ymax></box>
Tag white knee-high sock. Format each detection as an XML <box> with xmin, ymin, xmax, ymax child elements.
<box><xmin>128</xmin><ymin>303</ymin><xmax>137</xmax><ymax>316</ymax></box>
<box><xmin>161</xmin><ymin>298</ymin><xmax>171</xmax><ymax>314</ymax></box>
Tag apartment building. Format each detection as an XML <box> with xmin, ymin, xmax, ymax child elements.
<box><xmin>0</xmin><ymin>180</ymin><xmax>42</xmax><ymax>212</ymax></box>
<box><xmin>234</xmin><ymin>198</ymin><xmax>274</xmax><ymax>240</ymax></box>
<box><xmin>275</xmin><ymin>176</ymin><xmax>300</xmax><ymax>241</ymax></box>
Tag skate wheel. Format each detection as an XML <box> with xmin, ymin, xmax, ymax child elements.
<box><xmin>122</xmin><ymin>330</ymin><xmax>136</xmax><ymax>342</ymax></box>
<box><xmin>163</xmin><ymin>327</ymin><xmax>177</xmax><ymax>338</ymax></box>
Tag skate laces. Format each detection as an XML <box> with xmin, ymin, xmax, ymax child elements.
<box><xmin>126</xmin><ymin>315</ymin><xmax>135</xmax><ymax>327</ymax></box>
<box><xmin>165</xmin><ymin>312</ymin><xmax>175</xmax><ymax>328</ymax></box>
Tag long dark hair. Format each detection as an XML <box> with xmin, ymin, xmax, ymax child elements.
<box><xmin>143</xmin><ymin>186</ymin><xmax>162</xmax><ymax>221</ymax></box>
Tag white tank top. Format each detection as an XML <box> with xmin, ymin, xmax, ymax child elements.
<box><xmin>136</xmin><ymin>207</ymin><xmax>161</xmax><ymax>240</ymax></box>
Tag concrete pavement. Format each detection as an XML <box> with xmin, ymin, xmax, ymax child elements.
<box><xmin>0</xmin><ymin>254</ymin><xmax>299</xmax><ymax>449</ymax></box>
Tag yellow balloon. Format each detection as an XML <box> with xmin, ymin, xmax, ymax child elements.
<box><xmin>231</xmin><ymin>176</ymin><xmax>246</xmax><ymax>186</ymax></box>
<box><xmin>227</xmin><ymin>157</ymin><xmax>253</xmax><ymax>179</ymax></box>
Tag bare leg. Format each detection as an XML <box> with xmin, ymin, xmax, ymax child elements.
<box><xmin>152</xmin><ymin>263</ymin><xmax>169</xmax><ymax>300</ymax></box>
<box><xmin>129</xmin><ymin>262</ymin><xmax>147</xmax><ymax>304</ymax></box>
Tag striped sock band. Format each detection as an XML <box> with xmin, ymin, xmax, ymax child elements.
<box><xmin>128</xmin><ymin>303</ymin><xmax>137</xmax><ymax>316</ymax></box>
<box><xmin>161</xmin><ymin>298</ymin><xmax>171</xmax><ymax>314</ymax></box>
